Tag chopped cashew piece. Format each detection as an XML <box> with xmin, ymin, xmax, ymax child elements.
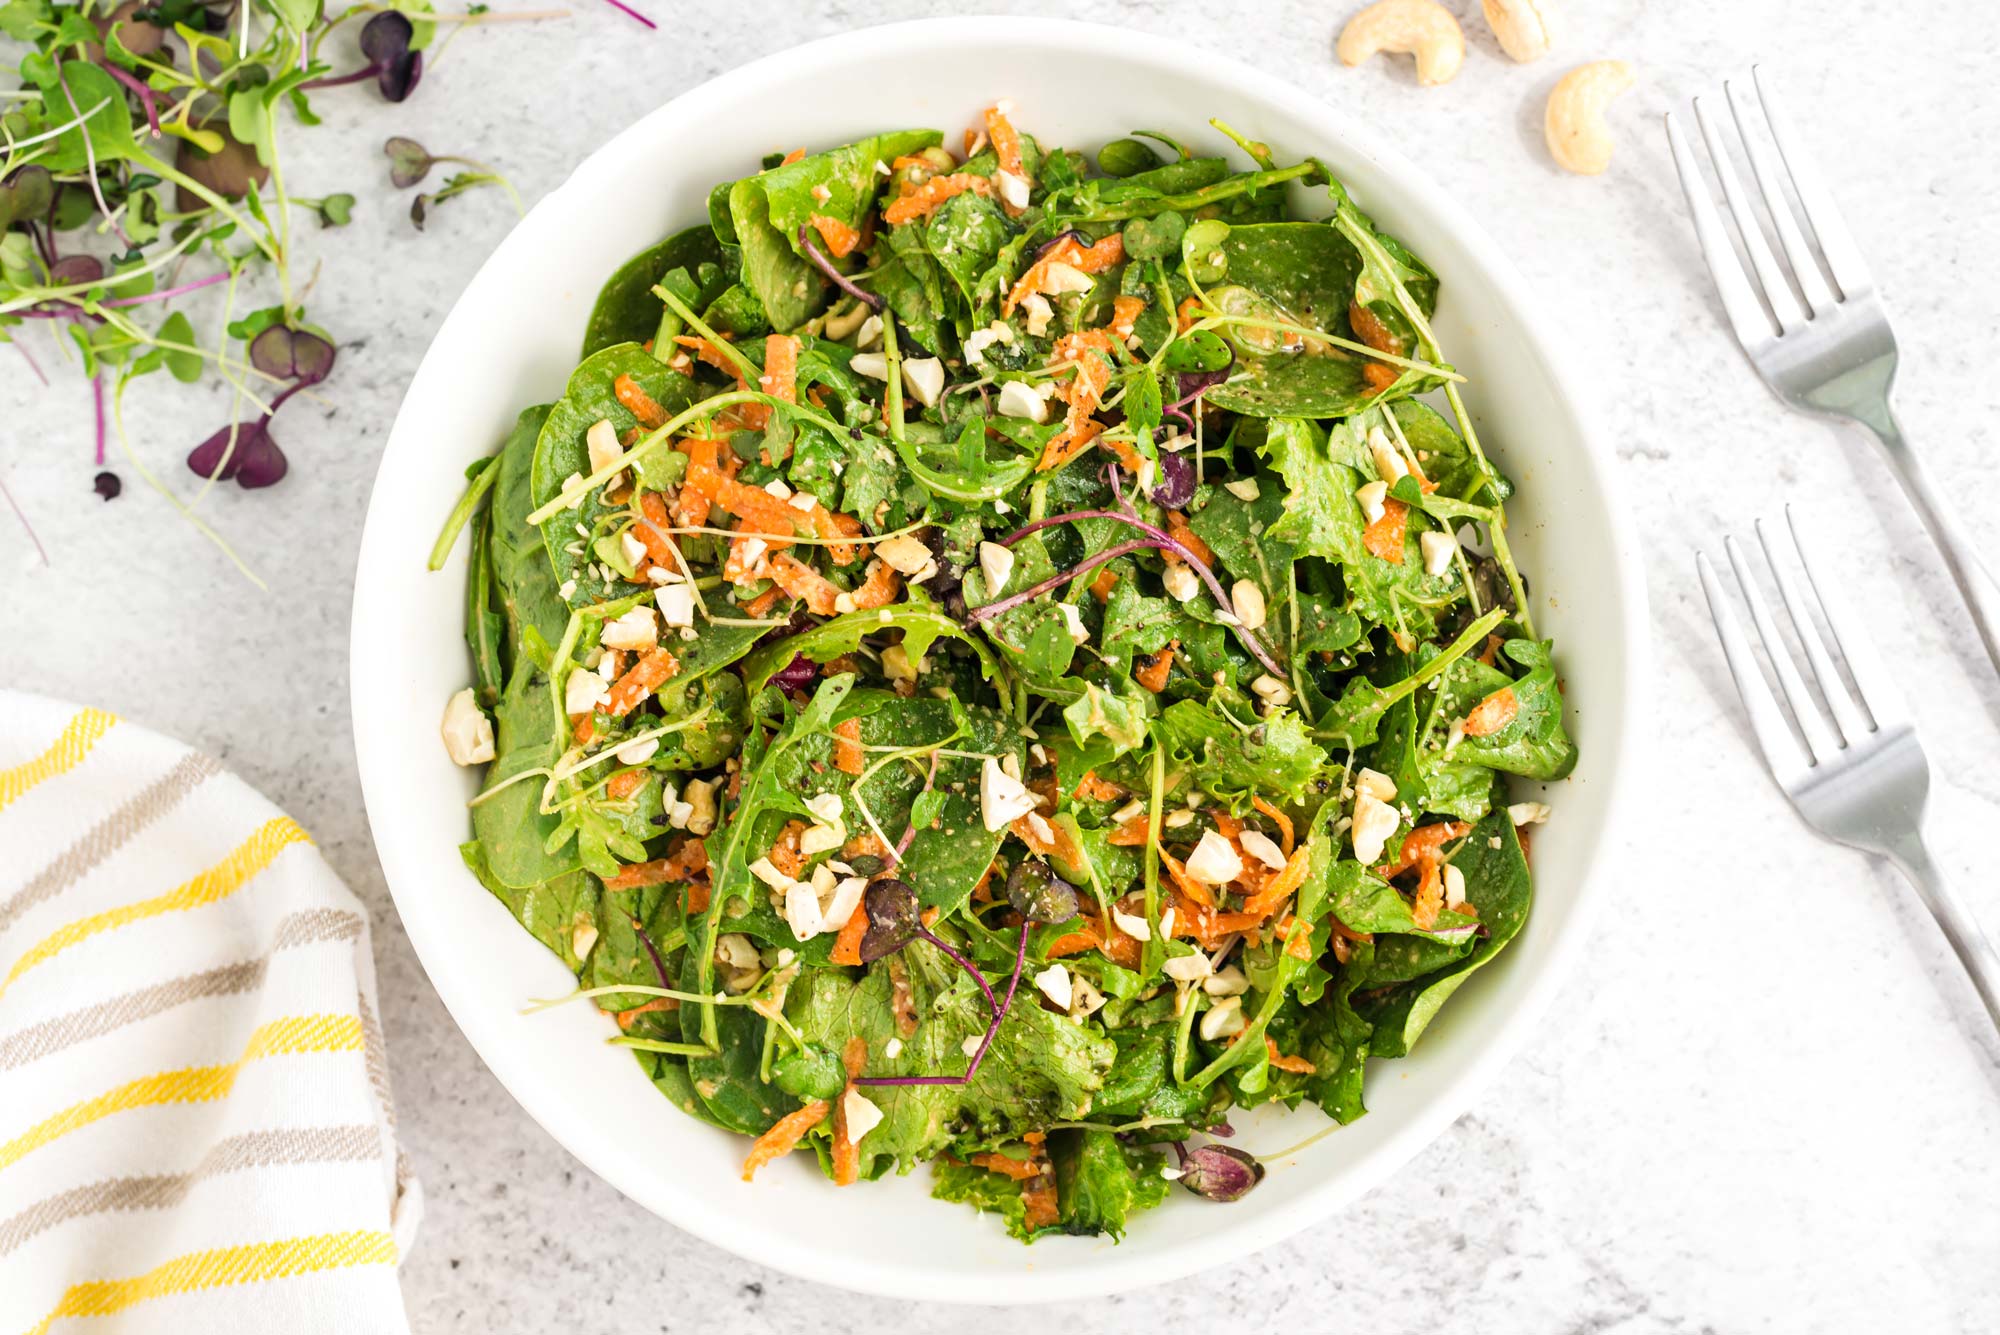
<box><xmin>1111</xmin><ymin>908</ymin><xmax>1152</xmax><ymax>941</ymax></box>
<box><xmin>1222</xmin><ymin>478</ymin><xmax>1261</xmax><ymax>501</ymax></box>
<box><xmin>683</xmin><ymin>778</ymin><xmax>719</xmax><ymax>835</ymax></box>
<box><xmin>601</xmin><ymin>605</ymin><xmax>659</xmax><ymax>651</ymax></box>
<box><xmin>440</xmin><ymin>688</ymin><xmax>495</xmax><ymax>766</ymax></box>
<box><xmin>615</xmin><ymin>735</ymin><xmax>659</xmax><ymax>766</ymax></box>
<box><xmin>1351</xmin><ymin>793</ymin><xmax>1401</xmax><ymax>865</ymax></box>
<box><xmin>1199</xmin><ymin>995</ymin><xmax>1246</xmax><ymax>1040</ymax></box>
<box><xmin>1442</xmin><ymin>862</ymin><xmax>1468</xmax><ymax>910</ymax></box>
<box><xmin>997</xmin><ymin>379</ymin><xmax>1052</xmax><ymax>422</ymax></box>
<box><xmin>850</xmin><ymin>351</ymin><xmax>890</xmax><ymax>381</ymax></box>
<box><xmin>994</xmin><ymin>168</ymin><xmax>1031</xmax><ymax>211</ymax></box>
<box><xmin>1033</xmin><ymin>962</ymin><xmax>1073</xmax><ymax>1010</ymax></box>
<box><xmin>979</xmin><ymin>756</ymin><xmax>1037</xmax><ymax>832</ymax></box>
<box><xmin>1164</xmin><ymin>951</ymin><xmax>1213</xmax><ymax>984</ymax></box>
<box><xmin>1356</xmin><ymin>480</ymin><xmax>1389</xmax><ymax>525</ymax></box>
<box><xmin>1038</xmin><ymin>260</ymin><xmax>1094</xmax><ymax>295</ymax></box>
<box><xmin>1184</xmin><ymin>829</ymin><xmax>1244</xmax><ymax>886</ymax></box>
<box><xmin>1239</xmin><ymin>828</ymin><xmax>1288</xmax><ymax>871</ymax></box>
<box><xmin>1203</xmin><ymin>965</ymin><xmax>1250</xmax><ymax>997</ymax></box>
<box><xmin>1163</xmin><ymin>563</ymin><xmax>1199</xmax><ymax>602</ymax></box>
<box><xmin>586</xmin><ymin>418</ymin><xmax>624</xmax><ymax>476</ymax></box>
<box><xmin>1354</xmin><ymin>768</ymin><xmax>1399</xmax><ymax>803</ymax></box>
<box><xmin>565</xmin><ymin>668</ymin><xmax>609</xmax><ymax>716</ymax></box>
<box><xmin>1020</xmin><ymin>292</ymin><xmax>1055</xmax><ymax>337</ymax></box>
<box><xmin>875</xmin><ymin>533</ymin><xmax>935</xmax><ymax>576</ymax></box>
<box><xmin>656</xmin><ymin>583</ymin><xmax>696</xmax><ymax>628</ymax></box>
<box><xmin>784</xmin><ymin>880</ymin><xmax>824</xmax><ymax>939</ymax></box>
<box><xmin>1368</xmin><ymin>427</ymin><xmax>1410</xmax><ymax>483</ymax></box>
<box><xmin>842</xmin><ymin>1087</ymin><xmax>884</xmax><ymax>1143</ymax></box>
<box><xmin>1420</xmin><ymin>529</ymin><xmax>1457</xmax><ymax>577</ymax></box>
<box><xmin>1231</xmin><ymin>580</ymin><xmax>1267</xmax><ymax>631</ymax></box>
<box><xmin>901</xmin><ymin>356</ymin><xmax>946</xmax><ymax>407</ymax></box>
<box><xmin>1509</xmin><ymin>801</ymin><xmax>1551</xmax><ymax>826</ymax></box>
<box><xmin>978</xmin><ymin>540</ymin><xmax>1015</xmax><ymax>594</ymax></box>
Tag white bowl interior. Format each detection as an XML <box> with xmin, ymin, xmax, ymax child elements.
<box><xmin>351</xmin><ymin>17</ymin><xmax>1644</xmax><ymax>1304</ymax></box>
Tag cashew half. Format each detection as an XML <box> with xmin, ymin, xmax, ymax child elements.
<box><xmin>1337</xmin><ymin>0</ymin><xmax>1465</xmax><ymax>87</ymax></box>
<box><xmin>1544</xmin><ymin>60</ymin><xmax>1635</xmax><ymax>175</ymax></box>
<box><xmin>1480</xmin><ymin>0</ymin><xmax>1557</xmax><ymax>63</ymax></box>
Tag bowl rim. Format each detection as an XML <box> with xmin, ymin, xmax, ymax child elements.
<box><xmin>351</xmin><ymin>13</ymin><xmax>1650</xmax><ymax>1304</ymax></box>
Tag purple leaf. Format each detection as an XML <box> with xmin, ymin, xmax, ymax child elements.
<box><xmin>857</xmin><ymin>878</ymin><xmax>920</xmax><ymax>965</ymax></box>
<box><xmin>49</xmin><ymin>255</ymin><xmax>105</xmax><ymax>286</ymax></box>
<box><xmin>359</xmin><ymin>13</ymin><xmax>421</xmax><ymax>101</ymax></box>
<box><xmin>248</xmin><ymin>325</ymin><xmax>336</xmax><ymax>384</ymax></box>
<box><xmin>1151</xmin><ymin>453</ymin><xmax>1194</xmax><ymax>509</ymax></box>
<box><xmin>92</xmin><ymin>471</ymin><xmax>121</xmax><ymax>501</ymax></box>
<box><xmin>1004</xmin><ymin>859</ymin><xmax>1079</xmax><ymax>925</ymax></box>
<box><xmin>385</xmin><ymin>135</ymin><xmax>432</xmax><ymax>190</ymax></box>
<box><xmin>0</xmin><ymin>165</ymin><xmax>53</xmax><ymax>229</ymax></box>
<box><xmin>188</xmin><ymin>417</ymin><xmax>287</xmax><ymax>489</ymax></box>
<box><xmin>768</xmin><ymin>653</ymin><xmax>819</xmax><ymax>692</ymax></box>
<box><xmin>1176</xmin><ymin>1144</ymin><xmax>1265</xmax><ymax>1202</ymax></box>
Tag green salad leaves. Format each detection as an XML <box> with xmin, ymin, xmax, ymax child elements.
<box><xmin>437</xmin><ymin>103</ymin><xmax>1574</xmax><ymax>1244</ymax></box>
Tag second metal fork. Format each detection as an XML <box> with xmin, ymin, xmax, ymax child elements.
<box><xmin>1668</xmin><ymin>66</ymin><xmax>2000</xmax><ymax>679</ymax></box>
<box><xmin>1700</xmin><ymin>510</ymin><xmax>2000</xmax><ymax>1031</ymax></box>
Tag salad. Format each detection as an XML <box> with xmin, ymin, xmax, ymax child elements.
<box><xmin>431</xmin><ymin>103</ymin><xmax>1575</xmax><ymax>1242</ymax></box>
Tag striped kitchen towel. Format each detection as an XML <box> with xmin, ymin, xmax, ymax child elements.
<box><xmin>0</xmin><ymin>692</ymin><xmax>420</xmax><ymax>1335</ymax></box>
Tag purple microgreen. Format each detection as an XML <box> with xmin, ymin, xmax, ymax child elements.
<box><xmin>384</xmin><ymin>135</ymin><xmax>432</xmax><ymax>189</ymax></box>
<box><xmin>599</xmin><ymin>0</ymin><xmax>658</xmax><ymax>28</ymax></box>
<box><xmin>1165</xmin><ymin>366</ymin><xmax>1231</xmax><ymax>432</ymax></box>
<box><xmin>0</xmin><ymin>166</ymin><xmax>55</xmax><ymax>230</ymax></box>
<box><xmin>768</xmin><ymin>653</ymin><xmax>819</xmax><ymax>692</ymax></box>
<box><xmin>187</xmin><ymin>415</ymin><xmax>288</xmax><ymax>489</ymax></box>
<box><xmin>857</xmin><ymin>922</ymin><xmax>1029</xmax><ymax>1089</ymax></box>
<box><xmin>303</xmin><ymin>12</ymin><xmax>421</xmax><ymax>101</ymax></box>
<box><xmin>103</xmin><ymin>62</ymin><xmax>159</xmax><ymax>137</ymax></box>
<box><xmin>93</xmin><ymin>471</ymin><xmax>122</xmax><ymax>500</ymax></box>
<box><xmin>1151</xmin><ymin>452</ymin><xmax>1195</xmax><ymax>509</ymax></box>
<box><xmin>175</xmin><ymin>130</ymin><xmax>269</xmax><ymax>206</ymax></box>
<box><xmin>1</xmin><ymin>474</ymin><xmax>49</xmax><ymax>567</ymax></box>
<box><xmin>1174</xmin><ymin>1142</ymin><xmax>1265</xmax><ymax>1202</ymax></box>
<box><xmin>102</xmin><ymin>271</ymin><xmax>228</xmax><ymax>308</ymax></box>
<box><xmin>248</xmin><ymin>324</ymin><xmax>335</xmax><ymax>384</ymax></box>
<box><xmin>990</xmin><ymin>508</ymin><xmax>1285</xmax><ymax>675</ymax></box>
<box><xmin>795</xmin><ymin>225</ymin><xmax>882</xmax><ymax>312</ymax></box>
<box><xmin>49</xmin><ymin>255</ymin><xmax>105</xmax><ymax>287</ymax></box>
<box><xmin>857</xmin><ymin>878</ymin><xmax>921</xmax><ymax>965</ymax></box>
<box><xmin>92</xmin><ymin>374</ymin><xmax>106</xmax><ymax>466</ymax></box>
<box><xmin>633</xmin><ymin>920</ymin><xmax>674</xmax><ymax>989</ymax></box>
<box><xmin>1005</xmin><ymin>858</ymin><xmax>1079</xmax><ymax>925</ymax></box>
<box><xmin>1031</xmin><ymin>228</ymin><xmax>1086</xmax><ymax>262</ymax></box>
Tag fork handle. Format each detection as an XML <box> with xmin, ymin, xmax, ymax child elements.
<box><xmin>1870</xmin><ymin>410</ymin><xmax>2000</xmax><ymax>678</ymax></box>
<box><xmin>1886</xmin><ymin>832</ymin><xmax>2000</xmax><ymax>1034</ymax></box>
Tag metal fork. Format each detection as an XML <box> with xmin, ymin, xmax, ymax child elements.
<box><xmin>1699</xmin><ymin>510</ymin><xmax>2000</xmax><ymax>1031</ymax></box>
<box><xmin>1668</xmin><ymin>67</ymin><xmax>2000</xmax><ymax>677</ymax></box>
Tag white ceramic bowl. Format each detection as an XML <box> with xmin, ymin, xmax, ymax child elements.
<box><xmin>351</xmin><ymin>16</ymin><xmax>1646</xmax><ymax>1304</ymax></box>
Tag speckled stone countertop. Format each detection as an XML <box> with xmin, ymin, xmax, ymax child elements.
<box><xmin>5</xmin><ymin>1</ymin><xmax>1999</xmax><ymax>1330</ymax></box>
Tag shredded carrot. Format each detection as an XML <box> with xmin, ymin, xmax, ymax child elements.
<box><xmin>1239</xmin><ymin>843</ymin><xmax>1312</xmax><ymax>920</ymax></box>
<box><xmin>1266</xmin><ymin>1036</ymin><xmax>1316</xmax><ymax>1074</ymax></box>
<box><xmin>1107</xmin><ymin>814</ymin><xmax>1150</xmax><ymax>847</ymax></box>
<box><xmin>1250</xmin><ymin>797</ymin><xmax>1294</xmax><ymax>857</ymax></box>
<box><xmin>1109</xmin><ymin>294</ymin><xmax>1145</xmax><ymax>340</ymax></box>
<box><xmin>1035</xmin><ymin>327</ymin><xmax>1122</xmax><ymax>472</ymax></box>
<box><xmin>1463</xmin><ymin>685</ymin><xmax>1520</xmax><ymax>737</ymax></box>
<box><xmin>605</xmin><ymin>768</ymin><xmax>647</xmax><ymax>800</ymax></box>
<box><xmin>1004</xmin><ymin>233</ymin><xmax>1124</xmax><ymax>316</ymax></box>
<box><xmin>969</xmin><ymin>1151</ymin><xmax>1038</xmax><ymax>1181</ymax></box>
<box><xmin>635</xmin><ymin>491</ymin><xmax>680</xmax><ymax>566</ymax></box>
<box><xmin>1378</xmin><ymin>821</ymin><xmax>1472</xmax><ymax>879</ymax></box>
<box><xmin>1071</xmin><ymin>770</ymin><xmax>1125</xmax><ymax>803</ymax></box>
<box><xmin>1164</xmin><ymin>510</ymin><xmax>1213</xmax><ymax>568</ymax></box>
<box><xmin>1362</xmin><ymin>362</ymin><xmax>1399</xmax><ymax>395</ymax></box>
<box><xmin>831</xmin><ymin>1036</ymin><xmax>868</xmax><ymax>1186</ymax></box>
<box><xmin>1021</xmin><ymin>1169</ymin><xmax>1060</xmax><ymax>1231</ymax></box>
<box><xmin>615</xmin><ymin>996</ymin><xmax>677</xmax><ymax>1028</ymax></box>
<box><xmin>833</xmin><ymin>718</ymin><xmax>864</xmax><ymax>775</ymax></box>
<box><xmin>1088</xmin><ymin>567</ymin><xmax>1120</xmax><ymax>603</ymax></box>
<box><xmin>744</xmin><ymin>1100</ymin><xmax>829</xmax><ymax>1182</ymax></box>
<box><xmin>760</xmin><ymin>334</ymin><xmax>799</xmax><ymax>409</ymax></box>
<box><xmin>1362</xmin><ymin>498</ymin><xmax>1409</xmax><ymax>563</ymax></box>
<box><xmin>883</xmin><ymin>172</ymin><xmax>992</xmax><ymax>224</ymax></box>
<box><xmin>1176</xmin><ymin>295</ymin><xmax>1201</xmax><ymax>332</ymax></box>
<box><xmin>571</xmin><ymin>713</ymin><xmax>597</xmax><ymax>748</ymax></box>
<box><xmin>829</xmin><ymin>903</ymin><xmax>869</xmax><ymax>966</ymax></box>
<box><xmin>1034</xmin><ymin>416</ymin><xmax>1105</xmax><ymax>474</ymax></box>
<box><xmin>1158</xmin><ymin>849</ymin><xmax>1215</xmax><ymax>909</ymax></box>
<box><xmin>779</xmin><ymin>147</ymin><xmax>805</xmax><ymax>166</ymax></box>
<box><xmin>764</xmin><ymin>552</ymin><xmax>842</xmax><ymax>615</ymax></box>
<box><xmin>743</xmin><ymin>585</ymin><xmax>784</xmax><ymax>619</ymax></box>
<box><xmin>683</xmin><ymin>880</ymin><xmax>711</xmax><ymax>914</ymax></box>
<box><xmin>985</xmin><ymin>104</ymin><xmax>1026</xmax><ymax>201</ymax></box>
<box><xmin>1411</xmin><ymin>862</ymin><xmax>1445</xmax><ymax>930</ymax></box>
<box><xmin>606</xmin><ymin>859</ymin><xmax>671</xmax><ymax>890</ymax></box>
<box><xmin>1134</xmin><ymin>641</ymin><xmax>1176</xmax><ymax>694</ymax></box>
<box><xmin>606</xmin><ymin>648</ymin><xmax>679</xmax><ymax>716</ymax></box>
<box><xmin>614</xmin><ymin>374</ymin><xmax>667</xmax><ymax>430</ymax></box>
<box><xmin>807</xmin><ymin>212</ymin><xmax>860</xmax><ymax>257</ymax></box>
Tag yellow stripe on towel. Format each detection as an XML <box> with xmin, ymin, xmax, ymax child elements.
<box><xmin>2</xmin><ymin>816</ymin><xmax>311</xmax><ymax>995</ymax></box>
<box><xmin>0</xmin><ymin>709</ymin><xmax>117</xmax><ymax>811</ymax></box>
<box><xmin>0</xmin><ymin>1013</ymin><xmax>363</xmax><ymax>1173</ymax></box>
<box><xmin>20</xmin><ymin>1229</ymin><xmax>398</xmax><ymax>1335</ymax></box>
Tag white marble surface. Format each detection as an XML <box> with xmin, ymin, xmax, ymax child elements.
<box><xmin>6</xmin><ymin>1</ymin><xmax>2000</xmax><ymax>1330</ymax></box>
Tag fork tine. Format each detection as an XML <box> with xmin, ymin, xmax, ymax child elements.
<box><xmin>1698</xmin><ymin>551</ymin><xmax>1812</xmax><ymax>781</ymax></box>
<box><xmin>1755</xmin><ymin>517</ymin><xmax>1871</xmax><ymax>744</ymax></box>
<box><xmin>1784</xmin><ymin>507</ymin><xmax>1909</xmax><ymax>728</ymax></box>
<box><xmin>1751</xmin><ymin>65</ymin><xmax>1875</xmax><ymax>300</ymax></box>
<box><xmin>1691</xmin><ymin>95</ymin><xmax>1808</xmax><ymax>333</ymax></box>
<box><xmin>1724</xmin><ymin>76</ymin><xmax>1839</xmax><ymax>318</ymax></box>
<box><xmin>1665</xmin><ymin>112</ymin><xmax>1778</xmax><ymax>347</ymax></box>
<box><xmin>1724</xmin><ymin>536</ymin><xmax>1839</xmax><ymax>764</ymax></box>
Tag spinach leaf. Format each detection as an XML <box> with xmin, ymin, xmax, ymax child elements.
<box><xmin>676</xmin><ymin>949</ymin><xmax>801</xmax><ymax>1135</ymax></box>
<box><xmin>1360</xmin><ymin>809</ymin><xmax>1532</xmax><ymax>1056</ymax></box>
<box><xmin>581</xmin><ymin>223</ymin><xmax>726</xmax><ymax>358</ymax></box>
<box><xmin>471</xmin><ymin>652</ymin><xmax>576</xmax><ymax>889</ymax></box>
<box><xmin>490</xmin><ymin>404</ymin><xmax>566</xmax><ymax>655</ymax></box>
<box><xmin>529</xmin><ymin>344</ymin><xmax>696</xmax><ymax>609</ymax></box>
<box><xmin>459</xmin><ymin>841</ymin><xmax>597</xmax><ymax>969</ymax></box>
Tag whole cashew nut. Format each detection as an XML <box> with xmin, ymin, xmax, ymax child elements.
<box><xmin>1480</xmin><ymin>0</ymin><xmax>1557</xmax><ymax>63</ymax></box>
<box><xmin>1337</xmin><ymin>0</ymin><xmax>1466</xmax><ymax>88</ymax></box>
<box><xmin>1544</xmin><ymin>60</ymin><xmax>1636</xmax><ymax>175</ymax></box>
